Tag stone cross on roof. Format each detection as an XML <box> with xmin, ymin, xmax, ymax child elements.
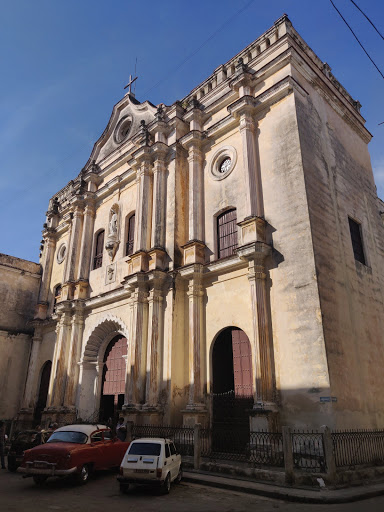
<box><xmin>124</xmin><ymin>74</ymin><xmax>138</xmax><ymax>95</ymax></box>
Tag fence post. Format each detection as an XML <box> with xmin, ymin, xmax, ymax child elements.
<box><xmin>282</xmin><ymin>426</ymin><xmax>294</xmax><ymax>484</ymax></box>
<box><xmin>194</xmin><ymin>423</ymin><xmax>201</xmax><ymax>470</ymax></box>
<box><xmin>126</xmin><ymin>421</ymin><xmax>134</xmax><ymax>442</ymax></box>
<box><xmin>321</xmin><ymin>426</ymin><xmax>336</xmax><ymax>483</ymax></box>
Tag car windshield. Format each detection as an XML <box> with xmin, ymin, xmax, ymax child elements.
<box><xmin>129</xmin><ymin>442</ymin><xmax>161</xmax><ymax>456</ymax></box>
<box><xmin>47</xmin><ymin>431</ymin><xmax>88</xmax><ymax>444</ymax></box>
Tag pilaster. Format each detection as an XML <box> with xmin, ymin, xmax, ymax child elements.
<box><xmin>150</xmin><ymin>143</ymin><xmax>168</xmax><ymax>251</ymax></box>
<box><xmin>21</xmin><ymin>327</ymin><xmax>43</xmax><ymax>410</ymax></box>
<box><xmin>47</xmin><ymin>304</ymin><xmax>72</xmax><ymax>408</ymax></box>
<box><xmin>64</xmin><ymin>200</ymin><xmax>84</xmax><ymax>283</ymax></box>
<box><xmin>183</xmin><ymin>264</ymin><xmax>207</xmax><ymax>414</ymax></box>
<box><xmin>228</xmin><ymin>96</ymin><xmax>264</xmax><ymax>219</ymax></box>
<box><xmin>78</xmin><ymin>199</ymin><xmax>96</xmax><ymax>282</ymax></box>
<box><xmin>144</xmin><ymin>271</ymin><xmax>167</xmax><ymax>410</ymax></box>
<box><xmin>63</xmin><ymin>303</ymin><xmax>86</xmax><ymax>410</ymax></box>
<box><xmin>35</xmin><ymin>230</ymin><xmax>57</xmax><ymax>320</ymax></box>
<box><xmin>132</xmin><ymin>147</ymin><xmax>153</xmax><ymax>252</ymax></box>
<box><xmin>123</xmin><ymin>274</ymin><xmax>149</xmax><ymax>408</ymax></box>
<box><xmin>237</xmin><ymin>242</ymin><xmax>276</xmax><ymax>410</ymax></box>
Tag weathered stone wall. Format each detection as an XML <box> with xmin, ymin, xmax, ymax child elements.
<box><xmin>295</xmin><ymin>76</ymin><xmax>384</xmax><ymax>428</ymax></box>
<box><xmin>0</xmin><ymin>254</ymin><xmax>41</xmax><ymax>420</ymax></box>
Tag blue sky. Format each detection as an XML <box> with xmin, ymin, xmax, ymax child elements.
<box><xmin>1</xmin><ymin>0</ymin><xmax>383</xmax><ymax>262</ymax></box>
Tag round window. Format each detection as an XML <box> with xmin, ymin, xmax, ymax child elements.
<box><xmin>114</xmin><ymin>116</ymin><xmax>132</xmax><ymax>144</ymax></box>
<box><xmin>209</xmin><ymin>146</ymin><xmax>237</xmax><ymax>181</ymax></box>
<box><xmin>219</xmin><ymin>157</ymin><xmax>231</xmax><ymax>174</ymax></box>
<box><xmin>57</xmin><ymin>243</ymin><xmax>67</xmax><ymax>264</ymax></box>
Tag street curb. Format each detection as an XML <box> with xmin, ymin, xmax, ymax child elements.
<box><xmin>183</xmin><ymin>473</ymin><xmax>384</xmax><ymax>504</ymax></box>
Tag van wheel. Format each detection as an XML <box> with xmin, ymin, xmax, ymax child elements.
<box><xmin>76</xmin><ymin>464</ymin><xmax>90</xmax><ymax>485</ymax></box>
<box><xmin>33</xmin><ymin>475</ymin><xmax>48</xmax><ymax>486</ymax></box>
<box><xmin>161</xmin><ymin>473</ymin><xmax>171</xmax><ymax>494</ymax></box>
<box><xmin>120</xmin><ymin>482</ymin><xmax>130</xmax><ymax>494</ymax></box>
<box><xmin>175</xmin><ymin>465</ymin><xmax>182</xmax><ymax>484</ymax></box>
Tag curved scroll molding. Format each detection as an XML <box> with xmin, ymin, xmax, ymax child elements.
<box><xmin>82</xmin><ymin>314</ymin><xmax>129</xmax><ymax>363</ymax></box>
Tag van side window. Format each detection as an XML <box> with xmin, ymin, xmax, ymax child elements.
<box><xmin>165</xmin><ymin>443</ymin><xmax>170</xmax><ymax>458</ymax></box>
<box><xmin>170</xmin><ymin>443</ymin><xmax>177</xmax><ymax>455</ymax></box>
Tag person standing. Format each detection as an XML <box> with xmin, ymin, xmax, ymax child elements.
<box><xmin>0</xmin><ymin>421</ymin><xmax>6</xmax><ymax>469</ymax></box>
<box><xmin>116</xmin><ymin>417</ymin><xmax>127</xmax><ymax>441</ymax></box>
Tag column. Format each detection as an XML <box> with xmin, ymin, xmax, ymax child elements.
<box><xmin>124</xmin><ymin>275</ymin><xmax>149</xmax><ymax>407</ymax></box>
<box><xmin>78</xmin><ymin>201</ymin><xmax>96</xmax><ymax>281</ymax></box>
<box><xmin>186</xmin><ymin>265</ymin><xmax>205</xmax><ymax>408</ymax></box>
<box><xmin>35</xmin><ymin>231</ymin><xmax>56</xmax><ymax>319</ymax></box>
<box><xmin>63</xmin><ymin>304</ymin><xmax>85</xmax><ymax>410</ymax></box>
<box><xmin>62</xmin><ymin>201</ymin><xmax>84</xmax><ymax>300</ymax></box>
<box><xmin>21</xmin><ymin>327</ymin><xmax>43</xmax><ymax>410</ymax></box>
<box><xmin>145</xmin><ymin>272</ymin><xmax>166</xmax><ymax>407</ymax></box>
<box><xmin>239</xmin><ymin>107</ymin><xmax>264</xmax><ymax>219</ymax></box>
<box><xmin>247</xmin><ymin>249</ymin><xmax>275</xmax><ymax>404</ymax></box>
<box><xmin>187</xmin><ymin>143</ymin><xmax>204</xmax><ymax>241</ymax></box>
<box><xmin>134</xmin><ymin>149</ymin><xmax>153</xmax><ymax>252</ymax></box>
<box><xmin>151</xmin><ymin>146</ymin><xmax>167</xmax><ymax>249</ymax></box>
<box><xmin>47</xmin><ymin>307</ymin><xmax>72</xmax><ymax>408</ymax></box>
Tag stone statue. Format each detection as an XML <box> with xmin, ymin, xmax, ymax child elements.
<box><xmin>109</xmin><ymin>211</ymin><xmax>118</xmax><ymax>235</ymax></box>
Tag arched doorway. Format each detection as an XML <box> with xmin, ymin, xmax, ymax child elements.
<box><xmin>212</xmin><ymin>328</ymin><xmax>253</xmax><ymax>448</ymax></box>
<box><xmin>34</xmin><ymin>361</ymin><xmax>51</xmax><ymax>426</ymax></box>
<box><xmin>99</xmin><ymin>335</ymin><xmax>127</xmax><ymax>423</ymax></box>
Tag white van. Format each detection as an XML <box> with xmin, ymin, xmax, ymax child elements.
<box><xmin>118</xmin><ymin>438</ymin><xmax>182</xmax><ymax>494</ymax></box>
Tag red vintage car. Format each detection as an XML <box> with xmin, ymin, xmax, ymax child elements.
<box><xmin>18</xmin><ymin>424</ymin><xmax>129</xmax><ymax>485</ymax></box>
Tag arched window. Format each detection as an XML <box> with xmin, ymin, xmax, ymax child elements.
<box><xmin>217</xmin><ymin>209</ymin><xmax>238</xmax><ymax>259</ymax></box>
<box><xmin>93</xmin><ymin>230</ymin><xmax>105</xmax><ymax>269</ymax></box>
<box><xmin>125</xmin><ymin>214</ymin><xmax>135</xmax><ymax>256</ymax></box>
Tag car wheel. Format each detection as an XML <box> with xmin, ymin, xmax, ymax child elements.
<box><xmin>175</xmin><ymin>465</ymin><xmax>182</xmax><ymax>484</ymax></box>
<box><xmin>76</xmin><ymin>464</ymin><xmax>90</xmax><ymax>485</ymax></box>
<box><xmin>33</xmin><ymin>475</ymin><xmax>48</xmax><ymax>486</ymax></box>
<box><xmin>161</xmin><ymin>473</ymin><xmax>171</xmax><ymax>495</ymax></box>
<box><xmin>119</xmin><ymin>482</ymin><xmax>130</xmax><ymax>494</ymax></box>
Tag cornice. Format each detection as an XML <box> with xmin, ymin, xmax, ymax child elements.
<box><xmin>84</xmin><ymin>286</ymin><xmax>130</xmax><ymax>309</ymax></box>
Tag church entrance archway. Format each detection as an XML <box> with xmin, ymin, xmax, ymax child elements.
<box><xmin>212</xmin><ymin>328</ymin><xmax>253</xmax><ymax>450</ymax></box>
<box><xmin>34</xmin><ymin>361</ymin><xmax>51</xmax><ymax>426</ymax></box>
<box><xmin>99</xmin><ymin>335</ymin><xmax>127</xmax><ymax>424</ymax></box>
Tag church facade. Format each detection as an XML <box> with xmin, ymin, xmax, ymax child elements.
<box><xmin>16</xmin><ymin>15</ymin><xmax>384</xmax><ymax>431</ymax></box>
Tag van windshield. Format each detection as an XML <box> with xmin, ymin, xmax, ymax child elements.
<box><xmin>129</xmin><ymin>442</ymin><xmax>161</xmax><ymax>456</ymax></box>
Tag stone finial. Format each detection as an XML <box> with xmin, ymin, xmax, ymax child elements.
<box><xmin>188</xmin><ymin>97</ymin><xmax>201</xmax><ymax>111</ymax></box>
<box><xmin>236</xmin><ymin>57</ymin><xmax>247</xmax><ymax>73</ymax></box>
<box><xmin>140</xmin><ymin>120</ymin><xmax>150</xmax><ymax>146</ymax></box>
<box><xmin>156</xmin><ymin>104</ymin><xmax>165</xmax><ymax>121</ymax></box>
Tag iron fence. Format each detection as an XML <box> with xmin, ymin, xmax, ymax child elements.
<box><xmin>332</xmin><ymin>430</ymin><xmax>384</xmax><ymax>468</ymax></box>
<box><xmin>132</xmin><ymin>424</ymin><xmax>194</xmax><ymax>456</ymax></box>
<box><xmin>201</xmin><ymin>427</ymin><xmax>284</xmax><ymax>467</ymax></box>
<box><xmin>291</xmin><ymin>431</ymin><xmax>326</xmax><ymax>473</ymax></box>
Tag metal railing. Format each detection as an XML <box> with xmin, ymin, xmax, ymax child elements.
<box><xmin>132</xmin><ymin>424</ymin><xmax>194</xmax><ymax>456</ymax></box>
<box><xmin>291</xmin><ymin>430</ymin><xmax>326</xmax><ymax>472</ymax></box>
<box><xmin>200</xmin><ymin>427</ymin><xmax>284</xmax><ymax>467</ymax></box>
<box><xmin>332</xmin><ymin>430</ymin><xmax>384</xmax><ymax>468</ymax></box>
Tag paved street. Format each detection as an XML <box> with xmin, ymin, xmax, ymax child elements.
<box><xmin>2</xmin><ymin>468</ymin><xmax>384</xmax><ymax>512</ymax></box>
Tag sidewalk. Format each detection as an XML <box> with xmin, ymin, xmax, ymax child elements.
<box><xmin>183</xmin><ymin>470</ymin><xmax>384</xmax><ymax>504</ymax></box>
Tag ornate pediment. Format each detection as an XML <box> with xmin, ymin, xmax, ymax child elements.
<box><xmin>84</xmin><ymin>94</ymin><xmax>157</xmax><ymax>168</ymax></box>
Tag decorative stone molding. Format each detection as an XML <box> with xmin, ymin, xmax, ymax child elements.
<box><xmin>238</xmin><ymin>216</ymin><xmax>266</xmax><ymax>245</ymax></box>
<box><xmin>182</xmin><ymin>240</ymin><xmax>206</xmax><ymax>266</ymax></box>
<box><xmin>82</xmin><ymin>314</ymin><xmax>130</xmax><ymax>363</ymax></box>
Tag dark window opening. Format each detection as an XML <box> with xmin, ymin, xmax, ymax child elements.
<box><xmin>53</xmin><ymin>284</ymin><xmax>62</xmax><ymax>312</ymax></box>
<box><xmin>94</xmin><ymin>230</ymin><xmax>104</xmax><ymax>269</ymax></box>
<box><xmin>217</xmin><ymin>209</ymin><xmax>238</xmax><ymax>259</ymax></box>
<box><xmin>348</xmin><ymin>217</ymin><xmax>366</xmax><ymax>265</ymax></box>
<box><xmin>125</xmin><ymin>214</ymin><xmax>135</xmax><ymax>256</ymax></box>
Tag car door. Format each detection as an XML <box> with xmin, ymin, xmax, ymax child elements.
<box><xmin>169</xmin><ymin>442</ymin><xmax>180</xmax><ymax>480</ymax></box>
<box><xmin>89</xmin><ymin>430</ymin><xmax>105</xmax><ymax>469</ymax></box>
